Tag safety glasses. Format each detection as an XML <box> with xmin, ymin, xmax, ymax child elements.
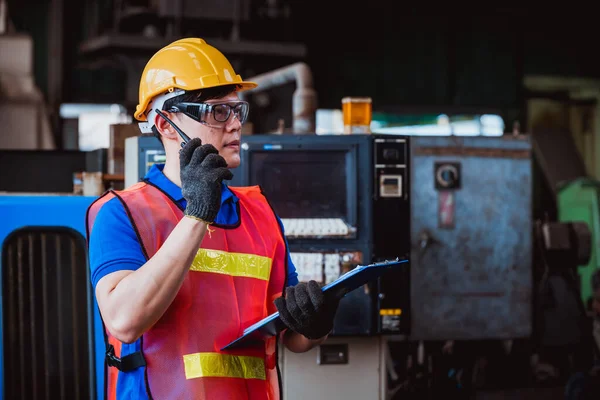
<box><xmin>169</xmin><ymin>101</ymin><xmax>249</xmax><ymax>126</ymax></box>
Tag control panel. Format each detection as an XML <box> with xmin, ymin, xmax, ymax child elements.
<box><xmin>372</xmin><ymin>136</ymin><xmax>411</xmax><ymax>335</ymax></box>
<box><xmin>289</xmin><ymin>249</ymin><xmax>371</xmax><ymax>335</ymax></box>
<box><xmin>125</xmin><ymin>136</ymin><xmax>166</xmax><ymax>187</ymax></box>
<box><xmin>290</xmin><ymin>251</ymin><xmax>363</xmax><ymax>284</ymax></box>
<box><xmin>281</xmin><ymin>218</ymin><xmax>355</xmax><ymax>239</ymax></box>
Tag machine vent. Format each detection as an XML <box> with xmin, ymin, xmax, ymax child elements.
<box><xmin>2</xmin><ymin>227</ymin><xmax>95</xmax><ymax>400</ymax></box>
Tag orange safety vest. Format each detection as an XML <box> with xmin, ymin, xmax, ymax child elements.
<box><xmin>86</xmin><ymin>182</ymin><xmax>288</xmax><ymax>400</ymax></box>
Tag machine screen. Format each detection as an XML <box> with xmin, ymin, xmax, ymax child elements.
<box><xmin>249</xmin><ymin>150</ymin><xmax>348</xmax><ymax>219</ymax></box>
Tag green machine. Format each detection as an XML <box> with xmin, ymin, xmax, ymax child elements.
<box><xmin>558</xmin><ymin>178</ymin><xmax>600</xmax><ymax>305</ymax></box>
<box><xmin>532</xmin><ymin>126</ymin><xmax>598</xmax><ymax>306</ymax></box>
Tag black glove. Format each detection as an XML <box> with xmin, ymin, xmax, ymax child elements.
<box><xmin>179</xmin><ymin>138</ymin><xmax>233</xmax><ymax>223</ymax></box>
<box><xmin>274</xmin><ymin>280</ymin><xmax>341</xmax><ymax>340</ymax></box>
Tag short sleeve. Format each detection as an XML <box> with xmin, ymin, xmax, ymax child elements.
<box><xmin>88</xmin><ymin>197</ymin><xmax>147</xmax><ymax>288</ymax></box>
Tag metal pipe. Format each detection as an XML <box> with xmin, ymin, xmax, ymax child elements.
<box><xmin>29</xmin><ymin>235</ymin><xmax>38</xmax><ymax>400</ymax></box>
<box><xmin>42</xmin><ymin>233</ymin><xmax>50</xmax><ymax>397</ymax></box>
<box><xmin>56</xmin><ymin>235</ymin><xmax>66</xmax><ymax>400</ymax></box>
<box><xmin>70</xmin><ymin>237</ymin><xmax>80</xmax><ymax>400</ymax></box>
<box><xmin>7</xmin><ymin>244</ymin><xmax>15</xmax><ymax>397</ymax></box>
<box><xmin>17</xmin><ymin>237</ymin><xmax>26</xmax><ymax>398</ymax></box>
<box><xmin>243</xmin><ymin>62</ymin><xmax>317</xmax><ymax>133</ymax></box>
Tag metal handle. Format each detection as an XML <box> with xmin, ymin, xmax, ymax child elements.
<box><xmin>417</xmin><ymin>230</ymin><xmax>440</xmax><ymax>258</ymax></box>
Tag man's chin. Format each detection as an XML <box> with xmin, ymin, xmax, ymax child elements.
<box><xmin>225</xmin><ymin>157</ymin><xmax>240</xmax><ymax>169</ymax></box>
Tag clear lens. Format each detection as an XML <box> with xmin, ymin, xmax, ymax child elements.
<box><xmin>212</xmin><ymin>104</ymin><xmax>230</xmax><ymax>122</ymax></box>
<box><xmin>174</xmin><ymin>101</ymin><xmax>249</xmax><ymax>125</ymax></box>
<box><xmin>232</xmin><ymin>102</ymin><xmax>249</xmax><ymax>124</ymax></box>
<box><xmin>211</xmin><ymin>102</ymin><xmax>249</xmax><ymax>124</ymax></box>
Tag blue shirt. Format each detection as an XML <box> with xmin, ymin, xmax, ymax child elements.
<box><xmin>88</xmin><ymin>163</ymin><xmax>298</xmax><ymax>399</ymax></box>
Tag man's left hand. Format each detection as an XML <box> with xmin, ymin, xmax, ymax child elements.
<box><xmin>274</xmin><ymin>280</ymin><xmax>340</xmax><ymax>340</ymax></box>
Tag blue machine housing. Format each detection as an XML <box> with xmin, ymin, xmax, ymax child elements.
<box><xmin>409</xmin><ymin>135</ymin><xmax>533</xmax><ymax>340</ymax></box>
<box><xmin>0</xmin><ymin>194</ymin><xmax>104</xmax><ymax>400</ymax></box>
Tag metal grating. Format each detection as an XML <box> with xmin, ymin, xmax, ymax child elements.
<box><xmin>2</xmin><ymin>227</ymin><xmax>95</xmax><ymax>400</ymax></box>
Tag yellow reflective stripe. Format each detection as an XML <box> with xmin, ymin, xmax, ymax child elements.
<box><xmin>190</xmin><ymin>249</ymin><xmax>272</xmax><ymax>281</ymax></box>
<box><xmin>183</xmin><ymin>353</ymin><xmax>266</xmax><ymax>380</ymax></box>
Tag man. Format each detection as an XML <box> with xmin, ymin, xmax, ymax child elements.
<box><xmin>86</xmin><ymin>38</ymin><xmax>340</xmax><ymax>400</ymax></box>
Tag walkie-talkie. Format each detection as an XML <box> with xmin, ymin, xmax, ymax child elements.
<box><xmin>155</xmin><ymin>109</ymin><xmax>192</xmax><ymax>148</ymax></box>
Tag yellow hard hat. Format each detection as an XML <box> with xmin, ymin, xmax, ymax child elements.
<box><xmin>134</xmin><ymin>38</ymin><xmax>257</xmax><ymax>122</ymax></box>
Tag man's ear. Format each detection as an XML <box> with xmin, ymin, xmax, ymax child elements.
<box><xmin>154</xmin><ymin>112</ymin><xmax>180</xmax><ymax>142</ymax></box>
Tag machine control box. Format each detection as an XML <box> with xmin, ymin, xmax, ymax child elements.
<box><xmin>372</xmin><ymin>136</ymin><xmax>411</xmax><ymax>335</ymax></box>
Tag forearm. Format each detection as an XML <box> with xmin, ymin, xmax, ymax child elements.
<box><xmin>282</xmin><ymin>330</ymin><xmax>328</xmax><ymax>353</ymax></box>
<box><xmin>97</xmin><ymin>216</ymin><xmax>208</xmax><ymax>343</ymax></box>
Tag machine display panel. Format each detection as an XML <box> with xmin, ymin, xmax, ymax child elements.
<box><xmin>249</xmin><ymin>150</ymin><xmax>348</xmax><ymax>219</ymax></box>
<box><xmin>239</xmin><ymin>139</ymin><xmax>360</xmax><ymax>239</ymax></box>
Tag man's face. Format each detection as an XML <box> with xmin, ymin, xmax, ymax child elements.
<box><xmin>173</xmin><ymin>92</ymin><xmax>244</xmax><ymax>169</ymax></box>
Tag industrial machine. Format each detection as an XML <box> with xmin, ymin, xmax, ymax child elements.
<box><xmin>557</xmin><ymin>178</ymin><xmax>600</xmax><ymax>305</ymax></box>
<box><xmin>0</xmin><ymin>194</ymin><xmax>103</xmax><ymax>400</ymax></box>
<box><xmin>0</xmin><ymin>129</ymin><xmax>594</xmax><ymax>400</ymax></box>
<box><xmin>228</xmin><ymin>133</ymin><xmax>593</xmax><ymax>399</ymax></box>
<box><xmin>124</xmin><ymin>135</ymin><xmax>167</xmax><ymax>187</ymax></box>
<box><xmin>409</xmin><ymin>135</ymin><xmax>533</xmax><ymax>341</ymax></box>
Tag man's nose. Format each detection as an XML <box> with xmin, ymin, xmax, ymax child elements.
<box><xmin>225</xmin><ymin>113</ymin><xmax>242</xmax><ymax>131</ymax></box>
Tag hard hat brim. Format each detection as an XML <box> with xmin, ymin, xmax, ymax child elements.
<box><xmin>236</xmin><ymin>81</ymin><xmax>259</xmax><ymax>92</ymax></box>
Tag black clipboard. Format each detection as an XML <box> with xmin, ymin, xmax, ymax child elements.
<box><xmin>221</xmin><ymin>258</ymin><xmax>408</xmax><ymax>351</ymax></box>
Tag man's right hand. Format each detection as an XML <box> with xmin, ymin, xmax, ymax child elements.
<box><xmin>179</xmin><ymin>138</ymin><xmax>233</xmax><ymax>223</ymax></box>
